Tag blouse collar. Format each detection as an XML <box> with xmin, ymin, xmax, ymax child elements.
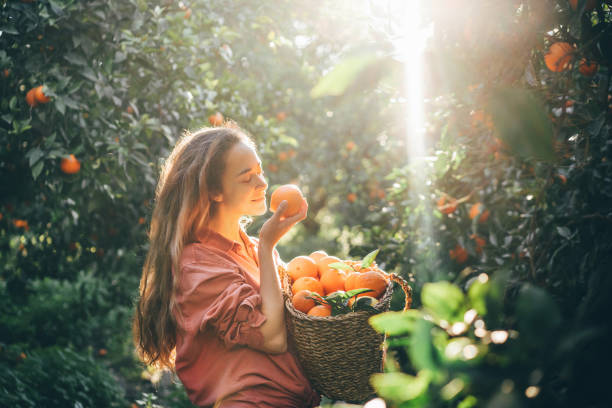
<box><xmin>195</xmin><ymin>227</ymin><xmax>255</xmax><ymax>254</ymax></box>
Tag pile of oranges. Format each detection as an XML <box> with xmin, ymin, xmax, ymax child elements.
<box><xmin>287</xmin><ymin>249</ymin><xmax>389</xmax><ymax>317</ymax></box>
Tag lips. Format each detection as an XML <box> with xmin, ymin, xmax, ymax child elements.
<box><xmin>252</xmin><ymin>196</ymin><xmax>266</xmax><ymax>201</ymax></box>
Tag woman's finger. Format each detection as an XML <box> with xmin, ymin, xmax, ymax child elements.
<box><xmin>273</xmin><ymin>200</ymin><xmax>288</xmax><ymax>220</ymax></box>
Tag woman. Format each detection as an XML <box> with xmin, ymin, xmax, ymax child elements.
<box><xmin>133</xmin><ymin>123</ymin><xmax>320</xmax><ymax>407</ymax></box>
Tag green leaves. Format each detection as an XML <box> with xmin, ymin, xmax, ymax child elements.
<box><xmin>370</xmin><ymin>370</ymin><xmax>431</xmax><ymax>405</ymax></box>
<box><xmin>310</xmin><ymin>53</ymin><xmax>392</xmax><ymax>98</ymax></box>
<box><xmin>306</xmin><ymin>288</ymin><xmax>374</xmax><ymax>315</ymax></box>
<box><xmin>488</xmin><ymin>88</ymin><xmax>555</xmax><ymax>162</ymax></box>
<box><xmin>361</xmin><ymin>248</ymin><xmax>380</xmax><ymax>268</ymax></box>
<box><xmin>516</xmin><ymin>284</ymin><xmax>562</xmax><ymax>347</ymax></box>
<box><xmin>421</xmin><ymin>281</ymin><xmax>467</xmax><ymax>323</ymax></box>
<box><xmin>370</xmin><ymin>309</ymin><xmax>422</xmax><ymax>336</ymax></box>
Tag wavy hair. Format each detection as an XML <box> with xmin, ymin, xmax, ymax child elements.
<box><xmin>133</xmin><ymin>123</ymin><xmax>255</xmax><ymax>369</ymax></box>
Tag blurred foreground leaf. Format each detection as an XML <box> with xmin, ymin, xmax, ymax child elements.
<box><xmin>421</xmin><ymin>281</ymin><xmax>466</xmax><ymax>322</ymax></box>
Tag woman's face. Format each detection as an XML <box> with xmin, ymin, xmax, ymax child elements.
<box><xmin>213</xmin><ymin>141</ymin><xmax>268</xmax><ymax>217</ymax></box>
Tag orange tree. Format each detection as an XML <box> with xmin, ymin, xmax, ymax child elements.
<box><xmin>308</xmin><ymin>0</ymin><xmax>612</xmax><ymax>406</ymax></box>
<box><xmin>0</xmin><ymin>0</ymin><xmax>391</xmax><ymax>405</ymax></box>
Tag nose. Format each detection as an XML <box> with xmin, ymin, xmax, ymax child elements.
<box><xmin>256</xmin><ymin>173</ymin><xmax>267</xmax><ymax>190</ymax></box>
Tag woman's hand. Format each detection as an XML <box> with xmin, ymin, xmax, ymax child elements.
<box><xmin>259</xmin><ymin>198</ymin><xmax>308</xmax><ymax>250</ymax></box>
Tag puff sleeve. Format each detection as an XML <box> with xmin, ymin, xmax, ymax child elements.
<box><xmin>176</xmin><ymin>251</ymin><xmax>267</xmax><ymax>350</ymax></box>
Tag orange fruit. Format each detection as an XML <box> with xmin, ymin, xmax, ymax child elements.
<box><xmin>276</xmin><ymin>111</ymin><xmax>287</xmax><ymax>121</ymax></box>
<box><xmin>292</xmin><ymin>276</ymin><xmax>324</xmax><ymax>296</ymax></box>
<box><xmin>544</xmin><ymin>42</ymin><xmax>574</xmax><ymax>72</ymax></box>
<box><xmin>208</xmin><ymin>112</ymin><xmax>224</xmax><ymax>126</ymax></box>
<box><xmin>316</xmin><ymin>255</ymin><xmax>342</xmax><ymax>276</ymax></box>
<box><xmin>569</xmin><ymin>0</ymin><xmax>597</xmax><ymax>11</ymax></box>
<box><xmin>126</xmin><ymin>106</ymin><xmax>134</xmax><ymax>114</ymax></box>
<box><xmin>469</xmin><ymin>202</ymin><xmax>482</xmax><ymax>220</ymax></box>
<box><xmin>437</xmin><ymin>196</ymin><xmax>457</xmax><ymax>215</ymax></box>
<box><xmin>320</xmin><ymin>269</ymin><xmax>347</xmax><ymax>294</ymax></box>
<box><xmin>278</xmin><ymin>151</ymin><xmax>289</xmax><ymax>161</ymax></box>
<box><xmin>3</xmin><ymin>69</ymin><xmax>9</xmax><ymax>78</ymax></box>
<box><xmin>557</xmin><ymin>174</ymin><xmax>568</xmax><ymax>184</ymax></box>
<box><xmin>479</xmin><ymin>209</ymin><xmax>491</xmax><ymax>223</ymax></box>
<box><xmin>344</xmin><ymin>270</ymin><xmax>388</xmax><ymax>299</ymax></box>
<box><xmin>292</xmin><ymin>290</ymin><xmax>317</xmax><ymax>313</ymax></box>
<box><xmin>34</xmin><ymin>85</ymin><xmax>50</xmax><ymax>103</ymax></box>
<box><xmin>98</xmin><ymin>348</ymin><xmax>108</xmax><ymax>356</ymax></box>
<box><xmin>287</xmin><ymin>255</ymin><xmax>319</xmax><ymax>280</ymax></box>
<box><xmin>267</xmin><ymin>163</ymin><xmax>279</xmax><ymax>173</ymax></box>
<box><xmin>346</xmin><ymin>141</ymin><xmax>356</xmax><ymax>151</ymax></box>
<box><xmin>26</xmin><ymin>88</ymin><xmax>38</xmax><ymax>107</ymax></box>
<box><xmin>13</xmin><ymin>219</ymin><xmax>29</xmax><ymax>230</ymax></box>
<box><xmin>184</xmin><ymin>8</ymin><xmax>192</xmax><ymax>19</ymax></box>
<box><xmin>449</xmin><ymin>244</ymin><xmax>468</xmax><ymax>264</ymax></box>
<box><xmin>307</xmin><ymin>304</ymin><xmax>331</xmax><ymax>317</ymax></box>
<box><xmin>60</xmin><ymin>154</ymin><xmax>81</xmax><ymax>174</ymax></box>
<box><xmin>470</xmin><ymin>234</ymin><xmax>486</xmax><ymax>254</ymax></box>
<box><xmin>578</xmin><ymin>58</ymin><xmax>598</xmax><ymax>76</ymax></box>
<box><xmin>347</xmin><ymin>192</ymin><xmax>357</xmax><ymax>203</ymax></box>
<box><xmin>269</xmin><ymin>184</ymin><xmax>304</xmax><ymax>217</ymax></box>
<box><xmin>309</xmin><ymin>250</ymin><xmax>328</xmax><ymax>263</ymax></box>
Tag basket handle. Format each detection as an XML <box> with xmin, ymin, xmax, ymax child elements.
<box><xmin>388</xmin><ymin>273</ymin><xmax>413</xmax><ymax>311</ymax></box>
<box><xmin>277</xmin><ymin>263</ymin><xmax>292</xmax><ymax>299</ymax></box>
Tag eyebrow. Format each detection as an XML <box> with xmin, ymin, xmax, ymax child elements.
<box><xmin>236</xmin><ymin>161</ymin><xmax>262</xmax><ymax>177</ymax></box>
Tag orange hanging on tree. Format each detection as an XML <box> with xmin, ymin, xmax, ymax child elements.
<box><xmin>60</xmin><ymin>154</ymin><xmax>81</xmax><ymax>174</ymax></box>
<box><xmin>34</xmin><ymin>85</ymin><xmax>50</xmax><ymax>104</ymax></box>
<box><xmin>208</xmin><ymin>112</ymin><xmax>224</xmax><ymax>126</ymax></box>
<box><xmin>578</xmin><ymin>58</ymin><xmax>598</xmax><ymax>76</ymax></box>
<box><xmin>544</xmin><ymin>42</ymin><xmax>574</xmax><ymax>72</ymax></box>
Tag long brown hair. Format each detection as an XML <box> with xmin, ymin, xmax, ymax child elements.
<box><xmin>133</xmin><ymin>123</ymin><xmax>255</xmax><ymax>369</ymax></box>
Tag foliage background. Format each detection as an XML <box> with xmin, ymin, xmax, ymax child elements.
<box><xmin>1</xmin><ymin>0</ymin><xmax>611</xmax><ymax>407</ymax></box>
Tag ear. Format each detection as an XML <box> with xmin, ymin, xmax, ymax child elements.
<box><xmin>210</xmin><ymin>192</ymin><xmax>223</xmax><ymax>203</ymax></box>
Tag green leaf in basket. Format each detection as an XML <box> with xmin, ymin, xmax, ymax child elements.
<box><xmin>305</xmin><ymin>292</ymin><xmax>328</xmax><ymax>306</ymax></box>
<box><xmin>328</xmin><ymin>261</ymin><xmax>353</xmax><ymax>271</ymax></box>
<box><xmin>421</xmin><ymin>281</ymin><xmax>467</xmax><ymax>323</ymax></box>
<box><xmin>370</xmin><ymin>370</ymin><xmax>431</xmax><ymax>404</ymax></box>
<box><xmin>345</xmin><ymin>288</ymin><xmax>375</xmax><ymax>298</ymax></box>
<box><xmin>369</xmin><ymin>310</ymin><xmax>422</xmax><ymax>335</ymax></box>
<box><xmin>361</xmin><ymin>248</ymin><xmax>380</xmax><ymax>268</ymax></box>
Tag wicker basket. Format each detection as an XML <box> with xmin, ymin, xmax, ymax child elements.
<box><xmin>278</xmin><ymin>265</ymin><xmax>412</xmax><ymax>403</ymax></box>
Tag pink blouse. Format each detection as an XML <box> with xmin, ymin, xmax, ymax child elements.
<box><xmin>173</xmin><ymin>227</ymin><xmax>320</xmax><ymax>408</ymax></box>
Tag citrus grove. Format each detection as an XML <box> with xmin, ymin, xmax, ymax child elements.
<box><xmin>1</xmin><ymin>0</ymin><xmax>612</xmax><ymax>407</ymax></box>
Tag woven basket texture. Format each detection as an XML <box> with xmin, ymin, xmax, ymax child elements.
<box><xmin>279</xmin><ymin>265</ymin><xmax>412</xmax><ymax>403</ymax></box>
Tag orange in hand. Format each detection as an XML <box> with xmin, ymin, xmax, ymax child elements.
<box><xmin>270</xmin><ymin>184</ymin><xmax>304</xmax><ymax>217</ymax></box>
<box><xmin>292</xmin><ymin>276</ymin><xmax>324</xmax><ymax>297</ymax></box>
<box><xmin>292</xmin><ymin>290</ymin><xmax>317</xmax><ymax>313</ymax></box>
<box><xmin>287</xmin><ymin>256</ymin><xmax>318</xmax><ymax>280</ymax></box>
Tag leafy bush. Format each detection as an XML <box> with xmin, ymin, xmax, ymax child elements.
<box><xmin>0</xmin><ymin>346</ymin><xmax>124</xmax><ymax>408</ymax></box>
<box><xmin>0</xmin><ymin>271</ymin><xmax>132</xmax><ymax>350</ymax></box>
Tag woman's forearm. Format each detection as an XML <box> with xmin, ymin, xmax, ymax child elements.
<box><xmin>256</xmin><ymin>242</ymin><xmax>287</xmax><ymax>353</ymax></box>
